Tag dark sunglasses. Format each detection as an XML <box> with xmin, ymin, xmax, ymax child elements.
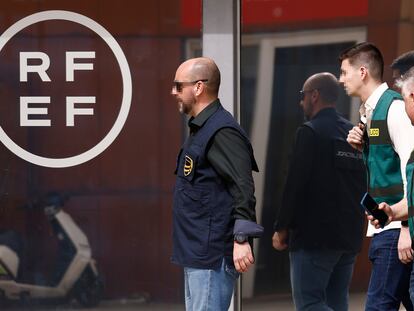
<box><xmin>299</xmin><ymin>89</ymin><xmax>317</xmax><ymax>101</ymax></box>
<box><xmin>173</xmin><ymin>79</ymin><xmax>209</xmax><ymax>92</ymax></box>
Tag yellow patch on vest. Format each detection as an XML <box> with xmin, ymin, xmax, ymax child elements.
<box><xmin>369</xmin><ymin>128</ymin><xmax>380</xmax><ymax>137</ymax></box>
<box><xmin>184</xmin><ymin>155</ymin><xmax>193</xmax><ymax>176</ymax></box>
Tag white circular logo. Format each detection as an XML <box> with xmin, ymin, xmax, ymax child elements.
<box><xmin>0</xmin><ymin>10</ymin><xmax>132</xmax><ymax>168</ymax></box>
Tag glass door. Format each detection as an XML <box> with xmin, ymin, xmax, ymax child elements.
<box><xmin>240</xmin><ymin>28</ymin><xmax>366</xmax><ymax>298</ymax></box>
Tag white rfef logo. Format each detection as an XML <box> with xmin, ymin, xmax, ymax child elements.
<box><xmin>0</xmin><ymin>10</ymin><xmax>132</xmax><ymax>168</ymax></box>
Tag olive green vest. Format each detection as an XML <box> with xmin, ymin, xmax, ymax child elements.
<box><xmin>407</xmin><ymin>151</ymin><xmax>414</xmax><ymax>238</ymax></box>
<box><xmin>362</xmin><ymin>89</ymin><xmax>404</xmax><ymax>205</ymax></box>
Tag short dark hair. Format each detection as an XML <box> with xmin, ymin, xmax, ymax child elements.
<box><xmin>391</xmin><ymin>51</ymin><xmax>414</xmax><ymax>75</ymax></box>
<box><xmin>339</xmin><ymin>42</ymin><xmax>384</xmax><ymax>81</ymax></box>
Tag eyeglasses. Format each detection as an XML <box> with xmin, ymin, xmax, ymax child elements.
<box><xmin>173</xmin><ymin>79</ymin><xmax>209</xmax><ymax>92</ymax></box>
<box><xmin>299</xmin><ymin>89</ymin><xmax>317</xmax><ymax>101</ymax></box>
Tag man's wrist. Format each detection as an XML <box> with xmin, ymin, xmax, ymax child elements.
<box><xmin>234</xmin><ymin>233</ymin><xmax>248</xmax><ymax>244</ymax></box>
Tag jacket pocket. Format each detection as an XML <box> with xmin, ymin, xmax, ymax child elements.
<box><xmin>175</xmin><ymin>187</ymin><xmax>211</xmax><ymax>256</ymax></box>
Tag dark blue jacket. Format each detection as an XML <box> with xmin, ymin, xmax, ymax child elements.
<box><xmin>172</xmin><ymin>104</ymin><xmax>256</xmax><ymax>269</ymax></box>
<box><xmin>274</xmin><ymin>108</ymin><xmax>366</xmax><ymax>251</ymax></box>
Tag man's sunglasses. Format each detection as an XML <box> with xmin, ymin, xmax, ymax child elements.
<box><xmin>173</xmin><ymin>79</ymin><xmax>209</xmax><ymax>92</ymax></box>
<box><xmin>299</xmin><ymin>89</ymin><xmax>317</xmax><ymax>101</ymax></box>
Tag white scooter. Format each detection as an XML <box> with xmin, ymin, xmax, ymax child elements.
<box><xmin>0</xmin><ymin>193</ymin><xmax>103</xmax><ymax>307</ymax></box>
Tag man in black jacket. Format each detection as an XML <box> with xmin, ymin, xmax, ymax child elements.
<box><xmin>272</xmin><ymin>72</ymin><xmax>366</xmax><ymax>311</ymax></box>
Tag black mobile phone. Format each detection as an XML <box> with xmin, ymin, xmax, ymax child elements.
<box><xmin>360</xmin><ymin>192</ymin><xmax>388</xmax><ymax>228</ymax></box>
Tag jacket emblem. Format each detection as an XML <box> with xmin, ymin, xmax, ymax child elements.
<box><xmin>369</xmin><ymin>128</ymin><xmax>379</xmax><ymax>137</ymax></box>
<box><xmin>184</xmin><ymin>155</ymin><xmax>193</xmax><ymax>176</ymax></box>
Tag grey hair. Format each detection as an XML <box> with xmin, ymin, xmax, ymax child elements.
<box><xmin>397</xmin><ymin>66</ymin><xmax>414</xmax><ymax>97</ymax></box>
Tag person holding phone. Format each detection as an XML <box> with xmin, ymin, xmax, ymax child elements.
<box><xmin>369</xmin><ymin>63</ymin><xmax>414</xmax><ymax>306</ymax></box>
<box><xmin>272</xmin><ymin>72</ymin><xmax>366</xmax><ymax>311</ymax></box>
<box><xmin>368</xmin><ymin>50</ymin><xmax>414</xmax><ymax>229</ymax></box>
<box><xmin>361</xmin><ymin>192</ymin><xmax>390</xmax><ymax>228</ymax></box>
<box><xmin>342</xmin><ymin>42</ymin><xmax>414</xmax><ymax>311</ymax></box>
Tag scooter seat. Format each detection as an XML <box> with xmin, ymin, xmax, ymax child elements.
<box><xmin>0</xmin><ymin>245</ymin><xmax>19</xmax><ymax>278</ymax></box>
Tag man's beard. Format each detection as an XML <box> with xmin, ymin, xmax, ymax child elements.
<box><xmin>178</xmin><ymin>98</ymin><xmax>195</xmax><ymax>115</ymax></box>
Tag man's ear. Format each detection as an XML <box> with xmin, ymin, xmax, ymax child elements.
<box><xmin>410</xmin><ymin>92</ymin><xmax>414</xmax><ymax>103</ymax></box>
<box><xmin>311</xmin><ymin>89</ymin><xmax>319</xmax><ymax>103</ymax></box>
<box><xmin>360</xmin><ymin>66</ymin><xmax>368</xmax><ymax>80</ymax></box>
<box><xmin>194</xmin><ymin>81</ymin><xmax>207</xmax><ymax>97</ymax></box>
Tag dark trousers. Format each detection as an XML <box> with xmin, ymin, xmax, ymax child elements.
<box><xmin>366</xmin><ymin>229</ymin><xmax>413</xmax><ymax>311</ymax></box>
<box><xmin>289</xmin><ymin>249</ymin><xmax>357</xmax><ymax>311</ymax></box>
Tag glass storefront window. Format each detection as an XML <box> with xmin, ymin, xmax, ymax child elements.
<box><xmin>240</xmin><ymin>0</ymin><xmax>409</xmax><ymax>309</ymax></box>
<box><xmin>0</xmin><ymin>1</ymin><xmax>201</xmax><ymax>309</ymax></box>
<box><xmin>0</xmin><ymin>0</ymin><xmax>411</xmax><ymax>309</ymax></box>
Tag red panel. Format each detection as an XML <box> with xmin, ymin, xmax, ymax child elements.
<box><xmin>243</xmin><ymin>0</ymin><xmax>368</xmax><ymax>25</ymax></box>
<box><xmin>181</xmin><ymin>0</ymin><xmax>368</xmax><ymax>28</ymax></box>
<box><xmin>97</xmin><ymin>38</ymin><xmax>182</xmax><ymax>191</ymax></box>
<box><xmin>181</xmin><ymin>0</ymin><xmax>202</xmax><ymax>30</ymax></box>
<box><xmin>100</xmin><ymin>0</ymin><xmax>159</xmax><ymax>36</ymax></box>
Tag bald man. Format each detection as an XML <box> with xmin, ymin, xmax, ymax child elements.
<box><xmin>170</xmin><ymin>57</ymin><xmax>263</xmax><ymax>311</ymax></box>
<box><xmin>272</xmin><ymin>73</ymin><xmax>366</xmax><ymax>311</ymax></box>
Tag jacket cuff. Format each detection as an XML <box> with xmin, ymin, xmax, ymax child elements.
<box><xmin>233</xmin><ymin>219</ymin><xmax>264</xmax><ymax>238</ymax></box>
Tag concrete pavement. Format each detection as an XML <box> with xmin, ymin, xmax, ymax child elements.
<box><xmin>4</xmin><ymin>292</ymin><xmax>405</xmax><ymax>311</ymax></box>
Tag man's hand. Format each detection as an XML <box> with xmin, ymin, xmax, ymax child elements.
<box><xmin>366</xmin><ymin>202</ymin><xmax>393</xmax><ymax>228</ymax></box>
<box><xmin>272</xmin><ymin>230</ymin><xmax>288</xmax><ymax>251</ymax></box>
<box><xmin>398</xmin><ymin>226</ymin><xmax>413</xmax><ymax>264</ymax></box>
<box><xmin>233</xmin><ymin>242</ymin><xmax>254</xmax><ymax>273</ymax></box>
<box><xmin>347</xmin><ymin>124</ymin><xmax>364</xmax><ymax>152</ymax></box>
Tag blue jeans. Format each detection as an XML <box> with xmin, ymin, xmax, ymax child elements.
<box><xmin>410</xmin><ymin>265</ymin><xmax>414</xmax><ymax>306</ymax></box>
<box><xmin>366</xmin><ymin>229</ymin><xmax>413</xmax><ymax>311</ymax></box>
<box><xmin>184</xmin><ymin>259</ymin><xmax>239</xmax><ymax>311</ymax></box>
<box><xmin>289</xmin><ymin>249</ymin><xmax>357</xmax><ymax>311</ymax></box>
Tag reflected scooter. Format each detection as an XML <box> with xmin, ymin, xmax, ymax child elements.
<box><xmin>0</xmin><ymin>193</ymin><xmax>103</xmax><ymax>307</ymax></box>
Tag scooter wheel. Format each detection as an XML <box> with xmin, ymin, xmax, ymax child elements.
<box><xmin>73</xmin><ymin>268</ymin><xmax>103</xmax><ymax>308</ymax></box>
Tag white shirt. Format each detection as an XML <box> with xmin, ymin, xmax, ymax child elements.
<box><xmin>363</xmin><ymin>83</ymin><xmax>414</xmax><ymax>236</ymax></box>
